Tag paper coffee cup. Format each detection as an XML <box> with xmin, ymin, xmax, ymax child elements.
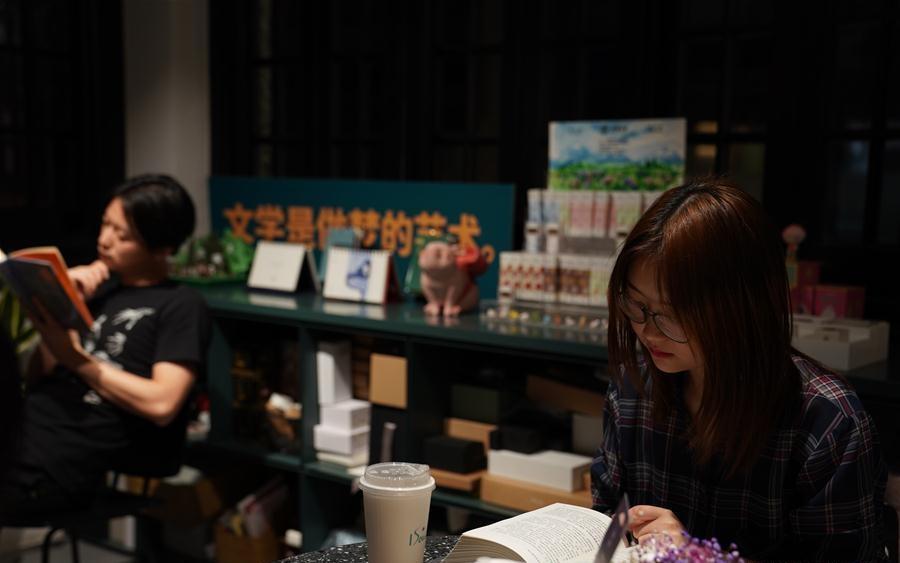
<box><xmin>358</xmin><ymin>462</ymin><xmax>436</xmax><ymax>563</ymax></box>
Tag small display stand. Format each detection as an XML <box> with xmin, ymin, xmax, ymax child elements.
<box><xmin>247</xmin><ymin>241</ymin><xmax>320</xmax><ymax>293</ymax></box>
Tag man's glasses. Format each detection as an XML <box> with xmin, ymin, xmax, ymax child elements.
<box><xmin>616</xmin><ymin>292</ymin><xmax>688</xmax><ymax>343</ymax></box>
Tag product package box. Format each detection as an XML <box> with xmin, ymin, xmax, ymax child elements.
<box><xmin>430</xmin><ymin>468</ymin><xmax>485</xmax><ymax>493</ymax></box>
<box><xmin>368</xmin><ymin>353</ymin><xmax>408</xmax><ymax>409</ymax></box>
<box><xmin>792</xmin><ymin>315</ymin><xmax>889</xmax><ymax>371</ymax></box>
<box><xmin>812</xmin><ymin>285</ymin><xmax>865</xmax><ymax>318</ymax></box>
<box><xmin>487</xmin><ymin>449</ymin><xmax>592</xmax><ymax>492</ymax></box>
<box><xmin>313</xmin><ymin>424</ymin><xmax>370</xmax><ymax>456</ymax></box>
<box><xmin>317</xmin><ymin>340</ymin><xmax>352</xmax><ymax>405</ymax></box>
<box><xmin>445</xmin><ymin>417</ymin><xmax>497</xmax><ymax>455</ymax></box>
<box><xmin>480</xmin><ymin>473</ymin><xmax>592</xmax><ymax>512</ymax></box>
<box><xmin>141</xmin><ymin>466</ymin><xmax>239</xmax><ymax>527</ymax></box>
<box><xmin>320</xmin><ymin>399</ymin><xmax>371</xmax><ymax>432</ymax></box>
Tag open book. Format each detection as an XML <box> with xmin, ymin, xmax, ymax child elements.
<box><xmin>0</xmin><ymin>246</ymin><xmax>94</xmax><ymax>333</ymax></box>
<box><xmin>442</xmin><ymin>502</ymin><xmax>636</xmax><ymax>563</ymax></box>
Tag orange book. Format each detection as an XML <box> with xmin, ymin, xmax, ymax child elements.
<box><xmin>0</xmin><ymin>246</ymin><xmax>94</xmax><ymax>333</ymax></box>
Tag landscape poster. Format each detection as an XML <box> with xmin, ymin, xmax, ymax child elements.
<box><xmin>548</xmin><ymin>118</ymin><xmax>686</xmax><ymax>191</ymax></box>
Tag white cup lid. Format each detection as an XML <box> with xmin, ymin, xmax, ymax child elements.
<box><xmin>359</xmin><ymin>462</ymin><xmax>434</xmax><ymax>493</ymax></box>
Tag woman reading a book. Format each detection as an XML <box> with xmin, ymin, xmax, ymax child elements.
<box><xmin>591</xmin><ymin>179</ymin><xmax>888</xmax><ymax>560</ymax></box>
<box><xmin>0</xmin><ymin>174</ymin><xmax>210</xmax><ymax>517</ymax></box>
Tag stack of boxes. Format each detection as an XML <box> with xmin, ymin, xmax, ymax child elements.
<box><xmin>500</xmin><ymin>188</ymin><xmax>659</xmax><ymax>308</ymax></box>
<box><xmin>478</xmin><ymin>375</ymin><xmax>604</xmax><ymax>512</ymax></box>
<box><xmin>430</xmin><ymin>376</ymin><xmax>604</xmax><ymax>512</ymax></box>
<box><xmin>313</xmin><ymin>341</ymin><xmax>371</xmax><ymax>469</ymax></box>
<box><xmin>498</xmin><ymin>250</ymin><xmax>615</xmax><ymax>307</ymax></box>
<box><xmin>525</xmin><ymin>188</ymin><xmax>663</xmax><ymax>252</ymax></box>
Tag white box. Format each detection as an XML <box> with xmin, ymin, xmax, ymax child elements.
<box><xmin>316</xmin><ymin>449</ymin><xmax>370</xmax><ymax>468</ymax></box>
<box><xmin>320</xmin><ymin>399</ymin><xmax>371</xmax><ymax>432</ymax></box>
<box><xmin>572</xmin><ymin>412</ymin><xmax>604</xmax><ymax>456</ymax></box>
<box><xmin>487</xmin><ymin>449</ymin><xmax>592</xmax><ymax>492</ymax></box>
<box><xmin>317</xmin><ymin>340</ymin><xmax>352</xmax><ymax>405</ymax></box>
<box><xmin>313</xmin><ymin>424</ymin><xmax>370</xmax><ymax>456</ymax></box>
<box><xmin>792</xmin><ymin>316</ymin><xmax>890</xmax><ymax>371</ymax></box>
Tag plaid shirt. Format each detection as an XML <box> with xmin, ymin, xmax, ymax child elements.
<box><xmin>591</xmin><ymin>356</ymin><xmax>888</xmax><ymax>561</ymax></box>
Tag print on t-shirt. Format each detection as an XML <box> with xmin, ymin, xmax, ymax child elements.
<box><xmin>113</xmin><ymin>307</ymin><xmax>154</xmax><ymax>330</ymax></box>
<box><xmin>107</xmin><ymin>332</ymin><xmax>126</xmax><ymax>356</ymax></box>
<box><xmin>79</xmin><ymin>307</ymin><xmax>157</xmax><ymax>406</ymax></box>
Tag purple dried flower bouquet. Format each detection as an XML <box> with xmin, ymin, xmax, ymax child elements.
<box><xmin>631</xmin><ymin>532</ymin><xmax>743</xmax><ymax>562</ymax></box>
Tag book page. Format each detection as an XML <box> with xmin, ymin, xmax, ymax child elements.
<box><xmin>452</xmin><ymin>503</ymin><xmax>617</xmax><ymax>563</ymax></box>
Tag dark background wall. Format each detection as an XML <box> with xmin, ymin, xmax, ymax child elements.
<box><xmin>209</xmin><ymin>0</ymin><xmax>900</xmax><ymax>330</ymax></box>
<box><xmin>0</xmin><ymin>0</ymin><xmax>124</xmax><ymax>263</ymax></box>
<box><xmin>1</xmin><ymin>0</ymin><xmax>899</xmax><ymax>330</ymax></box>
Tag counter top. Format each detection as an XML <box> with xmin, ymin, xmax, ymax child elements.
<box><xmin>276</xmin><ymin>535</ymin><xmax>459</xmax><ymax>563</ymax></box>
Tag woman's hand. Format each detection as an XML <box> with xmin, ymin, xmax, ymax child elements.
<box><xmin>628</xmin><ymin>505</ymin><xmax>687</xmax><ymax>546</ymax></box>
<box><xmin>68</xmin><ymin>260</ymin><xmax>109</xmax><ymax>300</ymax></box>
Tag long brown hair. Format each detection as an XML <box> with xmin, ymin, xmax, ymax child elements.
<box><xmin>607</xmin><ymin>178</ymin><xmax>801</xmax><ymax>477</ymax></box>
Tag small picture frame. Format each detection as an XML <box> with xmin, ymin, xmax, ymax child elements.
<box><xmin>322</xmin><ymin>247</ymin><xmax>399</xmax><ymax>305</ymax></box>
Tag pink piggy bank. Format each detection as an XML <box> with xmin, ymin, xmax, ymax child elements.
<box><xmin>418</xmin><ymin>241</ymin><xmax>486</xmax><ymax>317</ymax></box>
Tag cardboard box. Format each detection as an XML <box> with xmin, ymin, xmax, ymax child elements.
<box><xmin>444</xmin><ymin>418</ymin><xmax>496</xmax><ymax>454</ymax></box>
<box><xmin>317</xmin><ymin>341</ymin><xmax>352</xmax><ymax>405</ymax></box>
<box><xmin>526</xmin><ymin>375</ymin><xmax>604</xmax><ymax>416</ymax></box>
<box><xmin>812</xmin><ymin>285</ymin><xmax>865</xmax><ymax>318</ymax></box>
<box><xmin>488</xmin><ymin>449</ymin><xmax>592</xmax><ymax>492</ymax></box>
<box><xmin>320</xmin><ymin>399</ymin><xmax>371</xmax><ymax>431</ymax></box>
<box><xmin>313</xmin><ymin>424</ymin><xmax>370</xmax><ymax>456</ymax></box>
<box><xmin>792</xmin><ymin>315</ymin><xmax>889</xmax><ymax>371</ymax></box>
<box><xmin>796</xmin><ymin>285</ymin><xmax>816</xmax><ymax>315</ymax></box>
<box><xmin>163</xmin><ymin>521</ymin><xmax>211</xmax><ymax>560</ymax></box>
<box><xmin>214</xmin><ymin>523</ymin><xmax>278</xmax><ymax>563</ymax></box>
<box><xmin>142</xmin><ymin>466</ymin><xmax>230</xmax><ymax>527</ymax></box>
<box><xmin>572</xmin><ymin>412</ymin><xmax>604</xmax><ymax>456</ymax></box>
<box><xmin>787</xmin><ymin>259</ymin><xmax>821</xmax><ymax>290</ymax></box>
<box><xmin>450</xmin><ymin>385</ymin><xmax>507</xmax><ymax>424</ymax></box>
<box><xmin>369</xmin><ymin>353</ymin><xmax>407</xmax><ymax>409</ymax></box>
<box><xmin>480</xmin><ymin>473</ymin><xmax>592</xmax><ymax>512</ymax></box>
<box><xmin>431</xmin><ymin>468</ymin><xmax>485</xmax><ymax>492</ymax></box>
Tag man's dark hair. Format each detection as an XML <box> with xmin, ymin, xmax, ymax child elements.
<box><xmin>113</xmin><ymin>174</ymin><xmax>196</xmax><ymax>252</ymax></box>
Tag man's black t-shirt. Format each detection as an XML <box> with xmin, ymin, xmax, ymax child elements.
<box><xmin>17</xmin><ymin>279</ymin><xmax>210</xmax><ymax>495</ymax></box>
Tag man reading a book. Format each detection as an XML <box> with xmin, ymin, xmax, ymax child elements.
<box><xmin>0</xmin><ymin>174</ymin><xmax>211</xmax><ymax>518</ymax></box>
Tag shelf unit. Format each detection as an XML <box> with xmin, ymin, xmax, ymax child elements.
<box><xmin>195</xmin><ymin>283</ymin><xmax>608</xmax><ymax>551</ymax></box>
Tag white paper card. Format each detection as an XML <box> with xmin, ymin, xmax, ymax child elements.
<box><xmin>323</xmin><ymin>247</ymin><xmax>394</xmax><ymax>304</ymax></box>
<box><xmin>247</xmin><ymin>241</ymin><xmax>309</xmax><ymax>292</ymax></box>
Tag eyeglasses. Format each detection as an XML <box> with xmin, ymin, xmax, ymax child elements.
<box><xmin>616</xmin><ymin>292</ymin><xmax>688</xmax><ymax>343</ymax></box>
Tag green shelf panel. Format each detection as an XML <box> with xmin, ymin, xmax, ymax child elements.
<box><xmin>189</xmin><ymin>438</ymin><xmax>302</xmax><ymax>473</ymax></box>
<box><xmin>197</xmin><ymin>284</ymin><xmax>607</xmax><ymax>364</ymax></box>
<box><xmin>304</xmin><ymin>461</ymin><xmax>359</xmax><ymax>484</ymax></box>
<box><xmin>431</xmin><ymin>489</ymin><xmax>520</xmax><ymax>519</ymax></box>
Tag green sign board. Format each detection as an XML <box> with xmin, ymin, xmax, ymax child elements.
<box><xmin>209</xmin><ymin>176</ymin><xmax>516</xmax><ymax>298</ymax></box>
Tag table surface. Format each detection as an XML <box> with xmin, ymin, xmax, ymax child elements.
<box><xmin>276</xmin><ymin>535</ymin><xmax>460</xmax><ymax>563</ymax></box>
